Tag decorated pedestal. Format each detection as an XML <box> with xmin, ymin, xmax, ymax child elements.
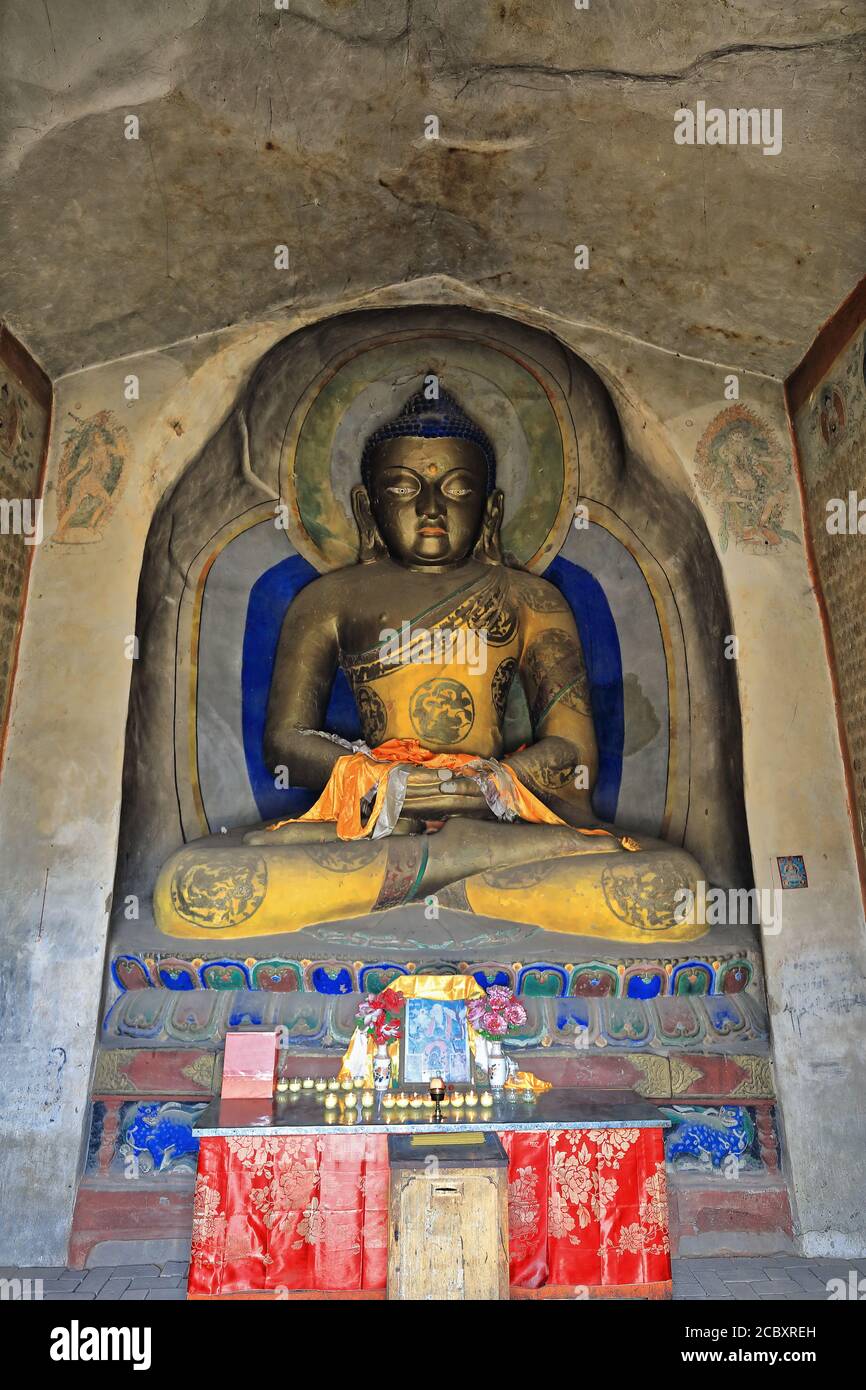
<box><xmin>71</xmin><ymin>925</ymin><xmax>788</xmax><ymax>1270</ymax></box>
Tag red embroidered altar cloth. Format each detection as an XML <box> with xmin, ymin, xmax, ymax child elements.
<box><xmin>188</xmin><ymin>1128</ymin><xmax>670</xmax><ymax>1298</ymax></box>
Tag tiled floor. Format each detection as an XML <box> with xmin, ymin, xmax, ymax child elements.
<box><xmin>0</xmin><ymin>1263</ymin><xmax>190</xmax><ymax>1300</ymax></box>
<box><xmin>2</xmin><ymin>1256</ymin><xmax>865</xmax><ymax>1300</ymax></box>
<box><xmin>672</xmin><ymin>1255</ymin><xmax>866</xmax><ymax>1300</ymax></box>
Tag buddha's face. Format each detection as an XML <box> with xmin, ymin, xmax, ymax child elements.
<box><xmin>365</xmin><ymin>436</ymin><xmax>489</xmax><ymax>567</ymax></box>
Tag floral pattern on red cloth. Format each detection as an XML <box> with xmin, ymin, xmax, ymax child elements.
<box><xmin>187</xmin><ymin>1127</ymin><xmax>669</xmax><ymax>1296</ymax></box>
<box><xmin>502</xmin><ymin>1129</ymin><xmax>669</xmax><ymax>1289</ymax></box>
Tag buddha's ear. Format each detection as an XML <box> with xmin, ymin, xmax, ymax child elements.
<box><xmin>473</xmin><ymin>488</ymin><xmax>505</xmax><ymax>564</ymax></box>
<box><xmin>351</xmin><ymin>484</ymin><xmax>388</xmax><ymax>563</ymax></box>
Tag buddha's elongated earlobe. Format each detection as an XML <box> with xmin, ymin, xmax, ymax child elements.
<box><xmin>351</xmin><ymin>484</ymin><xmax>388</xmax><ymax>562</ymax></box>
<box><xmin>473</xmin><ymin>488</ymin><xmax>505</xmax><ymax>564</ymax></box>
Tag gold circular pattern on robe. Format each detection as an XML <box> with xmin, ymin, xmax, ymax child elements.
<box><xmin>170</xmin><ymin>853</ymin><xmax>268</xmax><ymax>928</ymax></box>
<box><xmin>409</xmin><ymin>677</ymin><xmax>475</xmax><ymax>745</ymax></box>
<box><xmin>525</xmin><ymin>628</ymin><xmax>592</xmax><ymax>726</ymax></box>
<box><xmin>476</xmin><ymin>600</ymin><xmax>519</xmax><ymax>646</ymax></box>
<box><xmin>491</xmin><ymin>657</ymin><xmax>518</xmax><ymax>722</ymax></box>
<box><xmin>354</xmin><ymin>685</ymin><xmax>387</xmax><ymax>744</ymax></box>
<box><xmin>600</xmin><ymin>860</ymin><xmax>691</xmax><ymax>931</ymax></box>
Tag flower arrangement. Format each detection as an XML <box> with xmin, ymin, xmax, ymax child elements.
<box><xmin>357</xmin><ymin>987</ymin><xmax>404</xmax><ymax>1046</ymax></box>
<box><xmin>467</xmin><ymin>986</ymin><xmax>527</xmax><ymax>1040</ymax></box>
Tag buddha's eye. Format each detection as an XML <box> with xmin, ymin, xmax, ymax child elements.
<box><xmin>442</xmin><ymin>475</ymin><xmax>475</xmax><ymax>500</ymax></box>
<box><xmin>383</xmin><ymin>474</ymin><xmax>420</xmax><ymax>498</ymax></box>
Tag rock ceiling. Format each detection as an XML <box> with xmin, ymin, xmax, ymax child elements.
<box><xmin>1</xmin><ymin>0</ymin><xmax>864</xmax><ymax>379</ymax></box>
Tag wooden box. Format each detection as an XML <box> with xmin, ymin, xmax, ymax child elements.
<box><xmin>387</xmin><ymin>1133</ymin><xmax>510</xmax><ymax>1300</ymax></box>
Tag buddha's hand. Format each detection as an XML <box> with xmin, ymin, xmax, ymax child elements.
<box><xmin>402</xmin><ymin>766</ymin><xmax>491</xmax><ymax>817</ymax></box>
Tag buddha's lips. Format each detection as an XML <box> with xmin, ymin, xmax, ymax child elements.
<box><xmin>418</xmin><ymin>525</ymin><xmax>447</xmax><ymax>536</ymax></box>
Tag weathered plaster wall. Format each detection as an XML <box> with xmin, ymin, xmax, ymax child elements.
<box><xmin>0</xmin><ymin>1</ymin><xmax>864</xmax><ymax>378</ymax></box>
<box><xmin>1</xmin><ymin>279</ymin><xmax>864</xmax><ymax>1261</ymax></box>
<box><xmin>594</xmin><ymin>339</ymin><xmax>865</xmax><ymax>1256</ymax></box>
<box><xmin>0</xmin><ymin>328</ymin><xmax>50</xmax><ymax>767</ymax></box>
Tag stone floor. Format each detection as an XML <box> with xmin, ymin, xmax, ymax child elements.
<box><xmin>671</xmin><ymin>1255</ymin><xmax>866</xmax><ymax>1300</ymax></box>
<box><xmin>2</xmin><ymin>1256</ymin><xmax>864</xmax><ymax>1300</ymax></box>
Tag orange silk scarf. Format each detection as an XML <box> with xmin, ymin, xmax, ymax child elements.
<box><xmin>267</xmin><ymin>737</ymin><xmax>619</xmax><ymax>843</ymax></box>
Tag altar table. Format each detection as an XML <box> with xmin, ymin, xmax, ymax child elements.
<box><xmin>188</xmin><ymin>1090</ymin><xmax>671</xmax><ymax>1300</ymax></box>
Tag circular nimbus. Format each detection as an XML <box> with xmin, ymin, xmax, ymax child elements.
<box><xmin>262</xmin><ymin>328</ymin><xmax>576</xmax><ymax>573</ymax></box>
<box><xmin>409</xmin><ymin>677</ymin><xmax>475</xmax><ymax>745</ymax></box>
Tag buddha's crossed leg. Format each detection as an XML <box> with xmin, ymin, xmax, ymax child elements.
<box><xmin>153</xmin><ymin>817</ymin><xmax>705</xmax><ymax>942</ymax></box>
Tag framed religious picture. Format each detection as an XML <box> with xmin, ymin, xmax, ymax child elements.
<box><xmin>401</xmin><ymin>997</ymin><xmax>474</xmax><ymax>1086</ymax></box>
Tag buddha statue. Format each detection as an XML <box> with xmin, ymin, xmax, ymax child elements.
<box><xmin>154</xmin><ymin>387</ymin><xmax>707</xmax><ymax>943</ymax></box>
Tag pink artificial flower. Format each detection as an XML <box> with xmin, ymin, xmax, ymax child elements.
<box><xmin>486</xmin><ymin>986</ymin><xmax>512</xmax><ymax>1009</ymax></box>
<box><xmin>504</xmin><ymin>1001</ymin><xmax>526</xmax><ymax>1026</ymax></box>
<box><xmin>484</xmin><ymin>1012</ymin><xmax>508</xmax><ymax>1036</ymax></box>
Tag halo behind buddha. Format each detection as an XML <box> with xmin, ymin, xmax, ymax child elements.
<box><xmin>267</xmin><ymin>335</ymin><xmax>578</xmax><ymax>572</ymax></box>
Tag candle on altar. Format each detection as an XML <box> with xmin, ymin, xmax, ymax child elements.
<box><xmin>396</xmin><ymin>1094</ymin><xmax>409</xmax><ymax>1109</ymax></box>
<box><xmin>275</xmin><ymin>1078</ymin><xmax>289</xmax><ymax>1095</ymax></box>
<box><xmin>315</xmin><ymin>1079</ymin><xmax>327</xmax><ymax>1092</ymax></box>
<box><xmin>361</xmin><ymin>1090</ymin><xmax>375</xmax><ymax>1108</ymax></box>
<box><xmin>409</xmin><ymin>1094</ymin><xmax>423</xmax><ymax>1109</ymax></box>
<box><xmin>302</xmin><ymin>1077</ymin><xmax>315</xmax><ymax>1089</ymax></box>
<box><xmin>327</xmin><ymin>1079</ymin><xmax>340</xmax><ymax>1091</ymax></box>
<box><xmin>324</xmin><ymin>1093</ymin><xmax>338</xmax><ymax>1110</ymax></box>
<box><xmin>288</xmin><ymin>1078</ymin><xmax>302</xmax><ymax>1093</ymax></box>
<box><xmin>451</xmin><ymin>1092</ymin><xmax>464</xmax><ymax>1108</ymax></box>
<box><xmin>341</xmin><ymin>1078</ymin><xmax>354</xmax><ymax>1092</ymax></box>
<box><xmin>382</xmin><ymin>1093</ymin><xmax>396</xmax><ymax>1109</ymax></box>
<box><xmin>344</xmin><ymin>1092</ymin><xmax>357</xmax><ymax>1108</ymax></box>
<box><xmin>465</xmin><ymin>1089</ymin><xmax>479</xmax><ymax>1107</ymax></box>
<box><xmin>480</xmin><ymin>1091</ymin><xmax>494</xmax><ymax>1107</ymax></box>
<box><xmin>353</xmin><ymin>1077</ymin><xmax>365</xmax><ymax>1090</ymax></box>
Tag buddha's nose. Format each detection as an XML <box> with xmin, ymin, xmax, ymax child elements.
<box><xmin>416</xmin><ymin>482</ymin><xmax>443</xmax><ymax>518</ymax></box>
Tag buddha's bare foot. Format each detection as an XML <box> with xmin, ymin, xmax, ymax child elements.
<box><xmin>417</xmin><ymin>817</ymin><xmax>623</xmax><ymax>895</ymax></box>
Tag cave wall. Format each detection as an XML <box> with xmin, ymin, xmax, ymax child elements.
<box><xmin>1</xmin><ymin>281</ymin><xmax>863</xmax><ymax>1261</ymax></box>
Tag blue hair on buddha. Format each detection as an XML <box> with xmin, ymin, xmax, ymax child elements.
<box><xmin>361</xmin><ymin>384</ymin><xmax>497</xmax><ymax>494</ymax></box>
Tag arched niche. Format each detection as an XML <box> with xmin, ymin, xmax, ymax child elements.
<box><xmin>112</xmin><ymin>305</ymin><xmax>751</xmax><ymax>945</ymax></box>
